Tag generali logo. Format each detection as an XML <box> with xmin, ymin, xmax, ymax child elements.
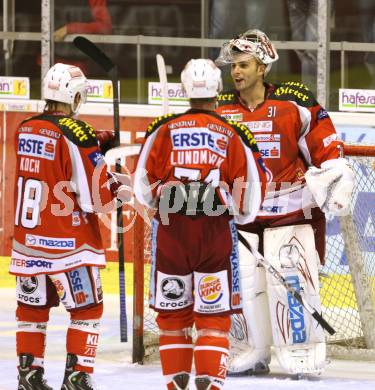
<box><xmin>339</xmin><ymin>88</ymin><xmax>375</xmax><ymax>113</ymax></box>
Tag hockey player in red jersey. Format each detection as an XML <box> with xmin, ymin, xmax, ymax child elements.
<box><xmin>10</xmin><ymin>63</ymin><xmax>121</xmax><ymax>390</ymax></box>
<box><xmin>215</xmin><ymin>29</ymin><xmax>354</xmax><ymax>376</ymax></box>
<box><xmin>134</xmin><ymin>59</ymin><xmax>267</xmax><ymax>389</ymax></box>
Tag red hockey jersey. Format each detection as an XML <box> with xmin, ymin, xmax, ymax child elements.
<box><xmin>10</xmin><ymin>112</ymin><xmax>114</xmax><ymax>276</ymax></box>
<box><xmin>134</xmin><ymin>109</ymin><xmax>267</xmax><ymax>224</ymax></box>
<box><xmin>216</xmin><ymin>82</ymin><xmax>343</xmax><ymax>219</ymax></box>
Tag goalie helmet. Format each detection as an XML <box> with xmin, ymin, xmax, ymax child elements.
<box><xmin>42</xmin><ymin>63</ymin><xmax>88</xmax><ymax>113</ymax></box>
<box><xmin>215</xmin><ymin>29</ymin><xmax>279</xmax><ymax>75</ymax></box>
<box><xmin>181</xmin><ymin>59</ymin><xmax>223</xmax><ymax>99</ymax></box>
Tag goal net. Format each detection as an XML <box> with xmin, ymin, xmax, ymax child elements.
<box><xmin>131</xmin><ymin>143</ymin><xmax>375</xmax><ymax>363</ymax></box>
<box><xmin>323</xmin><ymin>144</ymin><xmax>375</xmax><ymax>359</ymax></box>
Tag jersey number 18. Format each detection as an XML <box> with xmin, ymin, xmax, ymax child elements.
<box><xmin>15</xmin><ymin>177</ymin><xmax>43</xmax><ymax>228</ymax></box>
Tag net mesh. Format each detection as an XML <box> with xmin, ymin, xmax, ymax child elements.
<box><xmin>322</xmin><ymin>154</ymin><xmax>375</xmax><ymax>357</ymax></box>
<box><xmin>136</xmin><ymin>150</ymin><xmax>375</xmax><ymax>361</ymax></box>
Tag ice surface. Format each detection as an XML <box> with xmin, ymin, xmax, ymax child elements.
<box><xmin>1</xmin><ymin>289</ymin><xmax>375</xmax><ymax>390</ymax></box>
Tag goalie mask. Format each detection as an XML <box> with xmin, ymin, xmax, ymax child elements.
<box><xmin>43</xmin><ymin>63</ymin><xmax>88</xmax><ymax>114</ymax></box>
<box><xmin>181</xmin><ymin>59</ymin><xmax>223</xmax><ymax>99</ymax></box>
<box><xmin>215</xmin><ymin>29</ymin><xmax>279</xmax><ymax>75</ymax></box>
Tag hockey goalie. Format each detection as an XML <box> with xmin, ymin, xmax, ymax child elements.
<box><xmin>214</xmin><ymin>29</ymin><xmax>355</xmax><ymax>376</ymax></box>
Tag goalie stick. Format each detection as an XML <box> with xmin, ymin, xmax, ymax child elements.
<box><xmin>156</xmin><ymin>54</ymin><xmax>169</xmax><ymax>114</ymax></box>
<box><xmin>73</xmin><ymin>36</ymin><xmax>128</xmax><ymax>342</ymax></box>
<box><xmin>237</xmin><ymin>232</ymin><xmax>336</xmax><ymax>336</ymax></box>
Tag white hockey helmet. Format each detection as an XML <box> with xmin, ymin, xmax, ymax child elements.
<box><xmin>215</xmin><ymin>29</ymin><xmax>279</xmax><ymax>75</ymax></box>
<box><xmin>181</xmin><ymin>59</ymin><xmax>223</xmax><ymax>99</ymax></box>
<box><xmin>42</xmin><ymin>63</ymin><xmax>88</xmax><ymax>113</ymax></box>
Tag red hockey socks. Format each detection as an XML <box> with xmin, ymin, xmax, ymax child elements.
<box><xmin>159</xmin><ymin>334</ymin><xmax>193</xmax><ymax>389</ymax></box>
<box><xmin>194</xmin><ymin>335</ymin><xmax>229</xmax><ymax>389</ymax></box>
<box><xmin>16</xmin><ymin>305</ymin><xmax>49</xmax><ymax>367</ymax></box>
<box><xmin>66</xmin><ymin>304</ymin><xmax>103</xmax><ymax>373</ymax></box>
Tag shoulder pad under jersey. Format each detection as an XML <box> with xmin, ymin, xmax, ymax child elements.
<box><xmin>19</xmin><ymin>115</ymin><xmax>36</xmax><ymax>126</ymax></box>
<box><xmin>269</xmin><ymin>81</ymin><xmax>317</xmax><ymax>108</ymax></box>
<box><xmin>146</xmin><ymin>113</ymin><xmax>181</xmax><ymax>137</ymax></box>
<box><xmin>38</xmin><ymin>114</ymin><xmax>98</xmax><ymax>147</ymax></box>
<box><xmin>225</xmin><ymin>118</ymin><xmax>259</xmax><ymax>152</ymax></box>
<box><xmin>217</xmin><ymin>90</ymin><xmax>238</xmax><ymax>106</ymax></box>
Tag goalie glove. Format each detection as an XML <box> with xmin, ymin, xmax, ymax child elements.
<box><xmin>304</xmin><ymin>158</ymin><xmax>355</xmax><ymax>216</ymax></box>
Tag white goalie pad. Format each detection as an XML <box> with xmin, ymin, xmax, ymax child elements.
<box><xmin>305</xmin><ymin>157</ymin><xmax>355</xmax><ymax>216</ymax></box>
<box><xmin>264</xmin><ymin>224</ymin><xmax>326</xmax><ymax>375</ymax></box>
<box><xmin>229</xmin><ymin>232</ymin><xmax>272</xmax><ymax>374</ymax></box>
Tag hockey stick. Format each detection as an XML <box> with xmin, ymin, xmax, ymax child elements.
<box><xmin>73</xmin><ymin>36</ymin><xmax>128</xmax><ymax>342</ymax></box>
<box><xmin>156</xmin><ymin>54</ymin><xmax>169</xmax><ymax>114</ymax></box>
<box><xmin>237</xmin><ymin>232</ymin><xmax>336</xmax><ymax>335</ymax></box>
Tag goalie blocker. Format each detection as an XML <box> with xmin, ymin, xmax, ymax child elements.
<box><xmin>229</xmin><ymin>224</ymin><xmax>326</xmax><ymax>375</ymax></box>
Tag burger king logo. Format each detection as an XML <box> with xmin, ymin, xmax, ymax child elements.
<box><xmin>198</xmin><ymin>275</ymin><xmax>223</xmax><ymax>304</ymax></box>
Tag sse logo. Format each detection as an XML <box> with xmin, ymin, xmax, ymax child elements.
<box><xmin>198</xmin><ymin>275</ymin><xmax>223</xmax><ymax>304</ymax></box>
<box><xmin>69</xmin><ymin>270</ymin><xmax>87</xmax><ymax>304</ymax></box>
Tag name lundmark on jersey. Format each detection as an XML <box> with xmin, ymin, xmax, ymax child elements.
<box><xmin>170</xmin><ymin>149</ymin><xmax>224</xmax><ymax>168</ymax></box>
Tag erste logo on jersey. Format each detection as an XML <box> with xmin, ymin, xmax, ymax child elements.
<box><xmin>18</xmin><ymin>133</ymin><xmax>57</xmax><ymax>160</ymax></box>
<box><xmin>171</xmin><ymin>127</ymin><xmax>229</xmax><ymax>158</ymax></box>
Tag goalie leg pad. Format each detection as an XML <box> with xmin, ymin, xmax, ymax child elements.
<box><xmin>264</xmin><ymin>224</ymin><xmax>326</xmax><ymax>375</ymax></box>
<box><xmin>228</xmin><ymin>232</ymin><xmax>272</xmax><ymax>375</ymax></box>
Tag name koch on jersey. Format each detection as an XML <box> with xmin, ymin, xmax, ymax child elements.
<box><xmin>18</xmin><ymin>133</ymin><xmax>56</xmax><ymax>160</ymax></box>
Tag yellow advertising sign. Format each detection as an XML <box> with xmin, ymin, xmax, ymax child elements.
<box><xmin>0</xmin><ymin>77</ymin><xmax>30</xmax><ymax>99</ymax></box>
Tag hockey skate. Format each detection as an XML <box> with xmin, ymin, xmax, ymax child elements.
<box><xmin>195</xmin><ymin>376</ymin><xmax>212</xmax><ymax>390</ymax></box>
<box><xmin>171</xmin><ymin>372</ymin><xmax>190</xmax><ymax>389</ymax></box>
<box><xmin>227</xmin><ymin>360</ymin><xmax>270</xmax><ymax>377</ymax></box>
<box><xmin>61</xmin><ymin>354</ymin><xmax>96</xmax><ymax>390</ymax></box>
<box><xmin>17</xmin><ymin>353</ymin><xmax>53</xmax><ymax>390</ymax></box>
<box><xmin>227</xmin><ymin>336</ymin><xmax>270</xmax><ymax>376</ymax></box>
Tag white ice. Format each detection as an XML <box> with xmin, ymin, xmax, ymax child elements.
<box><xmin>1</xmin><ymin>288</ymin><xmax>375</xmax><ymax>390</ymax></box>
